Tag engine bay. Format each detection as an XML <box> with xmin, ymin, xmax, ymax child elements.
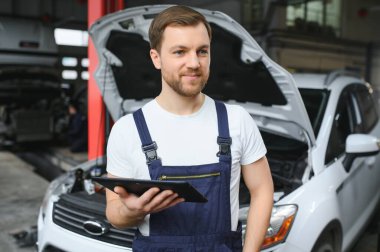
<box><xmin>64</xmin><ymin>129</ymin><xmax>309</xmax><ymax>208</ymax></box>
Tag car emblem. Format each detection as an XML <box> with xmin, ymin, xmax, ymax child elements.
<box><xmin>83</xmin><ymin>220</ymin><xmax>108</xmax><ymax>236</ymax></box>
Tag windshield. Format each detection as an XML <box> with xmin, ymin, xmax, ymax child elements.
<box><xmin>299</xmin><ymin>88</ymin><xmax>329</xmax><ymax>137</ymax></box>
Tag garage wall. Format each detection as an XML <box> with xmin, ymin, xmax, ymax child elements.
<box><xmin>272</xmin><ymin>47</ymin><xmax>366</xmax><ymax>73</ymax></box>
<box><xmin>341</xmin><ymin>0</ymin><xmax>380</xmax><ymax>42</ymax></box>
<box><xmin>58</xmin><ymin>45</ymin><xmax>88</xmax><ymax>99</ymax></box>
<box><xmin>126</xmin><ymin>0</ymin><xmax>242</xmax><ymax>23</ymax></box>
<box><xmin>265</xmin><ymin>36</ymin><xmax>367</xmax><ymax>72</ymax></box>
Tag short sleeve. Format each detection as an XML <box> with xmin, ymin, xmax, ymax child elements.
<box><xmin>239</xmin><ymin>108</ymin><xmax>267</xmax><ymax>165</ymax></box>
<box><xmin>106</xmin><ymin>117</ymin><xmax>135</xmax><ymax>178</ymax></box>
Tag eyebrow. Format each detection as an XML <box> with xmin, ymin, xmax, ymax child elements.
<box><xmin>169</xmin><ymin>44</ymin><xmax>210</xmax><ymax>51</ymax></box>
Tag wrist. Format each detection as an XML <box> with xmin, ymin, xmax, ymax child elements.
<box><xmin>243</xmin><ymin>245</ymin><xmax>260</xmax><ymax>252</ymax></box>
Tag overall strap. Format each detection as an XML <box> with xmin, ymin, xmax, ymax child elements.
<box><xmin>133</xmin><ymin>109</ymin><xmax>160</xmax><ymax>165</ymax></box>
<box><xmin>214</xmin><ymin>100</ymin><xmax>233</xmax><ymax>231</ymax></box>
<box><xmin>214</xmin><ymin>100</ymin><xmax>232</xmax><ymax>158</ymax></box>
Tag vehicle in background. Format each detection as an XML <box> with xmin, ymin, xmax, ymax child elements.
<box><xmin>0</xmin><ymin>16</ymin><xmax>66</xmax><ymax>146</ymax></box>
<box><xmin>37</xmin><ymin>5</ymin><xmax>380</xmax><ymax>252</ymax></box>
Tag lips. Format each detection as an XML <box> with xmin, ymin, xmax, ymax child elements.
<box><xmin>182</xmin><ymin>70</ymin><xmax>201</xmax><ymax>75</ymax></box>
<box><xmin>182</xmin><ymin>75</ymin><xmax>200</xmax><ymax>81</ymax></box>
<box><xmin>181</xmin><ymin>72</ymin><xmax>201</xmax><ymax>79</ymax></box>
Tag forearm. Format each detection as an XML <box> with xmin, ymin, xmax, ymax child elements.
<box><xmin>106</xmin><ymin>197</ymin><xmax>145</xmax><ymax>229</ymax></box>
<box><xmin>243</xmin><ymin>187</ymin><xmax>273</xmax><ymax>252</ymax></box>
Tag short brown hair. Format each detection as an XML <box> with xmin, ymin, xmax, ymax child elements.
<box><xmin>149</xmin><ymin>5</ymin><xmax>212</xmax><ymax>51</ymax></box>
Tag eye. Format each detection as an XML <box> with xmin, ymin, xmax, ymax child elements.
<box><xmin>174</xmin><ymin>50</ymin><xmax>185</xmax><ymax>56</ymax></box>
<box><xmin>198</xmin><ymin>49</ymin><xmax>209</xmax><ymax>56</ymax></box>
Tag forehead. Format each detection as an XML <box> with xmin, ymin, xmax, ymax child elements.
<box><xmin>161</xmin><ymin>23</ymin><xmax>210</xmax><ymax>48</ymax></box>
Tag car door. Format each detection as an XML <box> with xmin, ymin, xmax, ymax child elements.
<box><xmin>325</xmin><ymin>84</ymin><xmax>379</xmax><ymax>242</ymax></box>
<box><xmin>351</xmin><ymin>84</ymin><xmax>380</xmax><ymax>208</ymax></box>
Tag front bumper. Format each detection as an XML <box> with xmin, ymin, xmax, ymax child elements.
<box><xmin>38</xmin><ymin>196</ymin><xmax>305</xmax><ymax>252</ymax></box>
<box><xmin>37</xmin><ymin>199</ymin><xmax>132</xmax><ymax>252</ymax></box>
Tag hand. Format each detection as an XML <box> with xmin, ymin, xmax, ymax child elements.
<box><xmin>114</xmin><ymin>186</ymin><xmax>184</xmax><ymax>219</ymax></box>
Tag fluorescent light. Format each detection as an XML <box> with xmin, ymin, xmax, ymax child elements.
<box><xmin>55</xmin><ymin>28</ymin><xmax>88</xmax><ymax>46</ymax></box>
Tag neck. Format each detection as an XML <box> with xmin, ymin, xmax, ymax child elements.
<box><xmin>156</xmin><ymin>88</ymin><xmax>205</xmax><ymax>115</ymax></box>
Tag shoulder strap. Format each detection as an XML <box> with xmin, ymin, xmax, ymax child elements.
<box><xmin>133</xmin><ymin>109</ymin><xmax>159</xmax><ymax>165</ymax></box>
<box><xmin>214</xmin><ymin>100</ymin><xmax>232</xmax><ymax>157</ymax></box>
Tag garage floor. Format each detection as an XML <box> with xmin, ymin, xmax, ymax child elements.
<box><xmin>0</xmin><ymin>149</ymin><xmax>378</xmax><ymax>252</ymax></box>
<box><xmin>0</xmin><ymin>151</ymin><xmax>48</xmax><ymax>252</ymax></box>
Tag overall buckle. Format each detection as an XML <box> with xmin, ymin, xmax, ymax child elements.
<box><xmin>217</xmin><ymin>137</ymin><xmax>232</xmax><ymax>157</ymax></box>
<box><xmin>142</xmin><ymin>142</ymin><xmax>159</xmax><ymax>165</ymax></box>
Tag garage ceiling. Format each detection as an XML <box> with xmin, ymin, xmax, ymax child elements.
<box><xmin>0</xmin><ymin>0</ymin><xmax>87</xmax><ymax>30</ymax></box>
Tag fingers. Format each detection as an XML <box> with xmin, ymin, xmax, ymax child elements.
<box><xmin>138</xmin><ymin>189</ymin><xmax>184</xmax><ymax>213</ymax></box>
<box><xmin>150</xmin><ymin>191</ymin><xmax>178</xmax><ymax>211</ymax></box>
<box><xmin>152</xmin><ymin>194</ymin><xmax>185</xmax><ymax>213</ymax></box>
<box><xmin>139</xmin><ymin>187</ymin><xmax>161</xmax><ymax>205</ymax></box>
<box><xmin>114</xmin><ymin>186</ymin><xmax>185</xmax><ymax>215</ymax></box>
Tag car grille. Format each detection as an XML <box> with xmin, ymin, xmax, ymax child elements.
<box><xmin>52</xmin><ymin>192</ymin><xmax>135</xmax><ymax>247</ymax></box>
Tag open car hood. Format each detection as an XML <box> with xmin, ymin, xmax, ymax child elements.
<box><xmin>89</xmin><ymin>5</ymin><xmax>315</xmax><ymax>144</ymax></box>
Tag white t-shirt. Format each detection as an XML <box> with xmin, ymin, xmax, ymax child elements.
<box><xmin>107</xmin><ymin>95</ymin><xmax>267</xmax><ymax>235</ymax></box>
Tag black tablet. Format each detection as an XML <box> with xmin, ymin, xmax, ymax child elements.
<box><xmin>92</xmin><ymin>177</ymin><xmax>207</xmax><ymax>203</ymax></box>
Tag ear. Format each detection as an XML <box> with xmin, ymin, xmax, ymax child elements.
<box><xmin>150</xmin><ymin>49</ymin><xmax>161</xmax><ymax>69</ymax></box>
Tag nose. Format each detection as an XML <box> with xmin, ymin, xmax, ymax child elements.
<box><xmin>186</xmin><ymin>52</ymin><xmax>200</xmax><ymax>69</ymax></box>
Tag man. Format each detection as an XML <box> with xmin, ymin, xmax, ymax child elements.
<box><xmin>105</xmin><ymin>5</ymin><xmax>273</xmax><ymax>252</ymax></box>
<box><xmin>67</xmin><ymin>100</ymin><xmax>87</xmax><ymax>153</ymax></box>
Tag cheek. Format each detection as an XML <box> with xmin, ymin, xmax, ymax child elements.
<box><xmin>202</xmin><ymin>62</ymin><xmax>210</xmax><ymax>73</ymax></box>
<box><xmin>201</xmin><ymin>58</ymin><xmax>211</xmax><ymax>68</ymax></box>
<box><xmin>165</xmin><ymin>61</ymin><xmax>186</xmax><ymax>72</ymax></box>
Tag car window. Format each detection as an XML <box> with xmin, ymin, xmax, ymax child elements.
<box><xmin>350</xmin><ymin>93</ymin><xmax>362</xmax><ymax>126</ymax></box>
<box><xmin>299</xmin><ymin>88</ymin><xmax>329</xmax><ymax>137</ymax></box>
<box><xmin>325</xmin><ymin>88</ymin><xmax>356</xmax><ymax>164</ymax></box>
<box><xmin>353</xmin><ymin>85</ymin><xmax>379</xmax><ymax>133</ymax></box>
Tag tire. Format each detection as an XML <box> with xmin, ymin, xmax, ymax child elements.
<box><xmin>312</xmin><ymin>231</ymin><xmax>337</xmax><ymax>252</ymax></box>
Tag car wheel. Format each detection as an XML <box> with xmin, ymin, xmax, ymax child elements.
<box><xmin>312</xmin><ymin>231</ymin><xmax>336</xmax><ymax>252</ymax></box>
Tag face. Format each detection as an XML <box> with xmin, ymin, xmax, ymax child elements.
<box><xmin>150</xmin><ymin>23</ymin><xmax>211</xmax><ymax>98</ymax></box>
<box><xmin>68</xmin><ymin>105</ymin><xmax>77</xmax><ymax>115</ymax></box>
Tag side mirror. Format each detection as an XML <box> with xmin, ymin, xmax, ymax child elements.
<box><xmin>343</xmin><ymin>134</ymin><xmax>380</xmax><ymax>172</ymax></box>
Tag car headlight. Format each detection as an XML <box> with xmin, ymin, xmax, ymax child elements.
<box><xmin>239</xmin><ymin>204</ymin><xmax>298</xmax><ymax>250</ymax></box>
<box><xmin>40</xmin><ymin>173</ymin><xmax>73</xmax><ymax>220</ymax></box>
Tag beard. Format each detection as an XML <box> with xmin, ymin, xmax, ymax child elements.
<box><xmin>162</xmin><ymin>70</ymin><xmax>209</xmax><ymax>97</ymax></box>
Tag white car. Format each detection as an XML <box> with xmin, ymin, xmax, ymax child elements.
<box><xmin>37</xmin><ymin>5</ymin><xmax>380</xmax><ymax>252</ymax></box>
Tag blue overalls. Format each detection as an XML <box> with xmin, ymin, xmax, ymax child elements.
<box><xmin>132</xmin><ymin>100</ymin><xmax>242</xmax><ymax>251</ymax></box>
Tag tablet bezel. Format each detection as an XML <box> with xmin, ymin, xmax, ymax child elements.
<box><xmin>92</xmin><ymin>177</ymin><xmax>207</xmax><ymax>203</ymax></box>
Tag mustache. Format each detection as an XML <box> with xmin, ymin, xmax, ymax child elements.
<box><xmin>180</xmin><ymin>70</ymin><xmax>202</xmax><ymax>76</ymax></box>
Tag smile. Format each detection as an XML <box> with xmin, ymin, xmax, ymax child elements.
<box><xmin>183</xmin><ymin>74</ymin><xmax>200</xmax><ymax>78</ymax></box>
<box><xmin>183</xmin><ymin>76</ymin><xmax>200</xmax><ymax>81</ymax></box>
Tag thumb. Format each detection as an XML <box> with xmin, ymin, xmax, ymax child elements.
<box><xmin>114</xmin><ymin>186</ymin><xmax>128</xmax><ymax>197</ymax></box>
